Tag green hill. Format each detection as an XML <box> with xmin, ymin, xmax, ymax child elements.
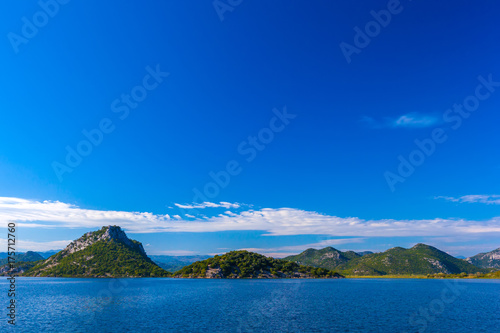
<box><xmin>284</xmin><ymin>247</ymin><xmax>361</xmax><ymax>270</ymax></box>
<box><xmin>24</xmin><ymin>226</ymin><xmax>169</xmax><ymax>278</ymax></box>
<box><xmin>342</xmin><ymin>244</ymin><xmax>484</xmax><ymax>275</ymax></box>
<box><xmin>0</xmin><ymin>251</ymin><xmax>44</xmax><ymax>265</ymax></box>
<box><xmin>466</xmin><ymin>247</ymin><xmax>500</xmax><ymax>269</ymax></box>
<box><xmin>285</xmin><ymin>244</ymin><xmax>485</xmax><ymax>276</ymax></box>
<box><xmin>485</xmin><ymin>270</ymin><xmax>500</xmax><ymax>278</ymax></box>
<box><xmin>173</xmin><ymin>250</ymin><xmax>344</xmax><ymax>278</ymax></box>
<box><xmin>0</xmin><ymin>261</ymin><xmax>41</xmax><ymax>276</ymax></box>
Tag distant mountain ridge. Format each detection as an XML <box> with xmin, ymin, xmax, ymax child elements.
<box><xmin>38</xmin><ymin>250</ymin><xmax>62</xmax><ymax>259</ymax></box>
<box><xmin>284</xmin><ymin>244</ymin><xmax>486</xmax><ymax>276</ymax></box>
<box><xmin>24</xmin><ymin>226</ymin><xmax>169</xmax><ymax>277</ymax></box>
<box><xmin>284</xmin><ymin>247</ymin><xmax>361</xmax><ymax>270</ymax></box>
<box><xmin>150</xmin><ymin>255</ymin><xmax>212</xmax><ymax>272</ymax></box>
<box><xmin>0</xmin><ymin>251</ymin><xmax>59</xmax><ymax>260</ymax></box>
<box><xmin>0</xmin><ymin>251</ymin><xmax>44</xmax><ymax>265</ymax></box>
<box><xmin>467</xmin><ymin>247</ymin><xmax>500</xmax><ymax>269</ymax></box>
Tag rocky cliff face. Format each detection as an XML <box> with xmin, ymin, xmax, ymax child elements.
<box><xmin>284</xmin><ymin>247</ymin><xmax>360</xmax><ymax>270</ymax></box>
<box><xmin>467</xmin><ymin>248</ymin><xmax>500</xmax><ymax>269</ymax></box>
<box><xmin>23</xmin><ymin>226</ymin><xmax>168</xmax><ymax>278</ymax></box>
<box><xmin>0</xmin><ymin>262</ymin><xmax>37</xmax><ymax>276</ymax></box>
<box><xmin>285</xmin><ymin>243</ymin><xmax>483</xmax><ymax>275</ymax></box>
<box><xmin>62</xmin><ymin>225</ymin><xmax>145</xmax><ymax>256</ymax></box>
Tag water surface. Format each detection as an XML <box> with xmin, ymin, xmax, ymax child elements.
<box><xmin>1</xmin><ymin>278</ymin><xmax>499</xmax><ymax>332</ymax></box>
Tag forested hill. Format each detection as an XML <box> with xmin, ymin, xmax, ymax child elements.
<box><xmin>173</xmin><ymin>250</ymin><xmax>344</xmax><ymax>278</ymax></box>
<box><xmin>24</xmin><ymin>226</ymin><xmax>169</xmax><ymax>278</ymax></box>
<box><xmin>285</xmin><ymin>244</ymin><xmax>485</xmax><ymax>276</ymax></box>
<box><xmin>467</xmin><ymin>247</ymin><xmax>500</xmax><ymax>269</ymax></box>
<box><xmin>284</xmin><ymin>247</ymin><xmax>361</xmax><ymax>270</ymax></box>
<box><xmin>0</xmin><ymin>251</ymin><xmax>44</xmax><ymax>265</ymax></box>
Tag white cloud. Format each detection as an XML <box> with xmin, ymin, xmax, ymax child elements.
<box><xmin>392</xmin><ymin>112</ymin><xmax>439</xmax><ymax>128</ymax></box>
<box><xmin>1</xmin><ymin>197</ymin><xmax>500</xmax><ymax>239</ymax></box>
<box><xmin>174</xmin><ymin>201</ymin><xmax>241</xmax><ymax>209</ymax></box>
<box><xmin>0</xmin><ymin>197</ymin><xmax>173</xmax><ymax>232</ymax></box>
<box><xmin>0</xmin><ymin>239</ymin><xmax>71</xmax><ymax>252</ymax></box>
<box><xmin>361</xmin><ymin>112</ymin><xmax>440</xmax><ymax>129</ymax></box>
<box><xmin>436</xmin><ymin>195</ymin><xmax>500</xmax><ymax>205</ymax></box>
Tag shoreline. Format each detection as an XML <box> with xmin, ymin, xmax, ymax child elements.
<box><xmin>345</xmin><ymin>275</ymin><xmax>500</xmax><ymax>279</ymax></box>
<box><xmin>5</xmin><ymin>275</ymin><xmax>500</xmax><ymax>280</ymax></box>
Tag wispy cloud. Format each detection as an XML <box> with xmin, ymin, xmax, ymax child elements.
<box><xmin>174</xmin><ymin>201</ymin><xmax>242</xmax><ymax>209</ymax></box>
<box><xmin>392</xmin><ymin>112</ymin><xmax>440</xmax><ymax>128</ymax></box>
<box><xmin>361</xmin><ymin>112</ymin><xmax>440</xmax><ymax>129</ymax></box>
<box><xmin>2</xmin><ymin>197</ymin><xmax>500</xmax><ymax>240</ymax></box>
<box><xmin>436</xmin><ymin>195</ymin><xmax>500</xmax><ymax>205</ymax></box>
<box><xmin>0</xmin><ymin>197</ymin><xmax>173</xmax><ymax>232</ymax></box>
<box><xmin>0</xmin><ymin>239</ymin><xmax>71</xmax><ymax>252</ymax></box>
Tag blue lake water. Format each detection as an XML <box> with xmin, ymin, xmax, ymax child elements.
<box><xmin>1</xmin><ymin>278</ymin><xmax>499</xmax><ymax>332</ymax></box>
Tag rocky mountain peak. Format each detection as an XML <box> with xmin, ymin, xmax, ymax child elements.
<box><xmin>23</xmin><ymin>226</ymin><xmax>167</xmax><ymax>278</ymax></box>
<box><xmin>62</xmin><ymin>225</ymin><xmax>145</xmax><ymax>256</ymax></box>
<box><xmin>467</xmin><ymin>247</ymin><xmax>500</xmax><ymax>269</ymax></box>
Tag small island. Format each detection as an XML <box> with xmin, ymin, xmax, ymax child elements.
<box><xmin>173</xmin><ymin>250</ymin><xmax>343</xmax><ymax>278</ymax></box>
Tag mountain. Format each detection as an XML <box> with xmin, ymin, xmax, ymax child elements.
<box><xmin>356</xmin><ymin>251</ymin><xmax>374</xmax><ymax>256</ymax></box>
<box><xmin>150</xmin><ymin>255</ymin><xmax>212</xmax><ymax>272</ymax></box>
<box><xmin>467</xmin><ymin>247</ymin><xmax>500</xmax><ymax>269</ymax></box>
<box><xmin>173</xmin><ymin>250</ymin><xmax>344</xmax><ymax>278</ymax></box>
<box><xmin>0</xmin><ymin>261</ymin><xmax>39</xmax><ymax>276</ymax></box>
<box><xmin>24</xmin><ymin>226</ymin><xmax>169</xmax><ymax>277</ymax></box>
<box><xmin>341</xmin><ymin>244</ymin><xmax>484</xmax><ymax>275</ymax></box>
<box><xmin>0</xmin><ymin>251</ymin><xmax>44</xmax><ymax>265</ymax></box>
<box><xmin>284</xmin><ymin>247</ymin><xmax>361</xmax><ymax>271</ymax></box>
<box><xmin>285</xmin><ymin>244</ymin><xmax>484</xmax><ymax>276</ymax></box>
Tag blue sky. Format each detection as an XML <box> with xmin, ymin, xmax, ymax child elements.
<box><xmin>1</xmin><ymin>0</ymin><xmax>500</xmax><ymax>257</ymax></box>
